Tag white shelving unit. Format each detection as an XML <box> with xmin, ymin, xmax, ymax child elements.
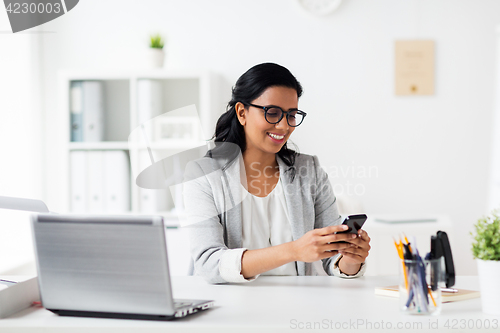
<box><xmin>45</xmin><ymin>69</ymin><xmax>223</xmax><ymax>276</ymax></box>
<box><xmin>57</xmin><ymin>69</ymin><xmax>222</xmax><ymax>221</ymax></box>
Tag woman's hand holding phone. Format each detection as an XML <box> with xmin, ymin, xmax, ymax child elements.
<box><xmin>335</xmin><ymin>214</ymin><xmax>371</xmax><ymax>269</ymax></box>
<box><xmin>338</xmin><ymin>228</ymin><xmax>371</xmax><ymax>264</ymax></box>
<box><xmin>291</xmin><ymin>225</ymin><xmax>359</xmax><ymax>262</ymax></box>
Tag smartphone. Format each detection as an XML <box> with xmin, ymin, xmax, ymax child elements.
<box><xmin>328</xmin><ymin>214</ymin><xmax>368</xmax><ymax>246</ymax></box>
<box><xmin>337</xmin><ymin>214</ymin><xmax>367</xmax><ymax>235</ymax></box>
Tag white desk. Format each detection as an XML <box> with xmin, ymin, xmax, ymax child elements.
<box><xmin>0</xmin><ymin>276</ymin><xmax>496</xmax><ymax>333</ymax></box>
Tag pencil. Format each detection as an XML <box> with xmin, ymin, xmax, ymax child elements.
<box><xmin>427</xmin><ymin>285</ymin><xmax>437</xmax><ymax>307</ymax></box>
<box><xmin>393</xmin><ymin>238</ymin><xmax>408</xmax><ymax>290</ymax></box>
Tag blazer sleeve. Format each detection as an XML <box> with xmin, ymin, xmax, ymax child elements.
<box><xmin>310</xmin><ymin>155</ymin><xmax>366</xmax><ymax>278</ymax></box>
<box><xmin>182</xmin><ymin>160</ymin><xmax>256</xmax><ymax>284</ymax></box>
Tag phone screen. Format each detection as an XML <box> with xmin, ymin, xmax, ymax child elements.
<box><xmin>338</xmin><ymin>214</ymin><xmax>367</xmax><ymax>234</ymax></box>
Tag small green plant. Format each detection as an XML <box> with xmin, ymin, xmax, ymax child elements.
<box><xmin>471</xmin><ymin>209</ymin><xmax>500</xmax><ymax>261</ymax></box>
<box><xmin>149</xmin><ymin>34</ymin><xmax>165</xmax><ymax>49</ymax></box>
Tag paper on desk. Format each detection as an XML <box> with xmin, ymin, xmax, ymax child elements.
<box><xmin>375</xmin><ymin>285</ymin><xmax>480</xmax><ymax>303</ymax></box>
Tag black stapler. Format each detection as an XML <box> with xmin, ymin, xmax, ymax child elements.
<box><xmin>429</xmin><ymin>231</ymin><xmax>455</xmax><ymax>290</ymax></box>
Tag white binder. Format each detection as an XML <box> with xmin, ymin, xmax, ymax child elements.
<box><xmin>87</xmin><ymin>151</ymin><xmax>104</xmax><ymax>212</ymax></box>
<box><xmin>82</xmin><ymin>81</ymin><xmax>104</xmax><ymax>142</ymax></box>
<box><xmin>70</xmin><ymin>151</ymin><xmax>87</xmax><ymax>213</ymax></box>
<box><xmin>70</xmin><ymin>81</ymin><xmax>83</xmax><ymax>142</ymax></box>
<box><xmin>103</xmin><ymin>151</ymin><xmax>130</xmax><ymax>212</ymax></box>
<box><xmin>137</xmin><ymin>79</ymin><xmax>162</xmax><ymax>140</ymax></box>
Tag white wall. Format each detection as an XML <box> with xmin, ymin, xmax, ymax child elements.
<box><xmin>38</xmin><ymin>0</ymin><xmax>500</xmax><ymax>275</ymax></box>
<box><xmin>0</xmin><ymin>9</ymin><xmax>43</xmax><ymax>273</ymax></box>
<box><xmin>488</xmin><ymin>28</ymin><xmax>500</xmax><ymax>212</ymax></box>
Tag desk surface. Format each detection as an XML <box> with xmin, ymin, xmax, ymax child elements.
<box><xmin>0</xmin><ymin>276</ymin><xmax>497</xmax><ymax>333</ymax></box>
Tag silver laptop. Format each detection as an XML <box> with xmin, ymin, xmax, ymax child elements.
<box><xmin>31</xmin><ymin>213</ymin><xmax>213</xmax><ymax>320</ymax></box>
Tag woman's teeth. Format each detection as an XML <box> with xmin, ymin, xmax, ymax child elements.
<box><xmin>268</xmin><ymin>133</ymin><xmax>284</xmax><ymax>140</ymax></box>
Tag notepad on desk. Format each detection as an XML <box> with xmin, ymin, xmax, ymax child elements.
<box><xmin>375</xmin><ymin>285</ymin><xmax>480</xmax><ymax>303</ymax></box>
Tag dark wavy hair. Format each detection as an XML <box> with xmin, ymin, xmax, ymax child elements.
<box><xmin>211</xmin><ymin>63</ymin><xmax>303</xmax><ymax>175</ymax></box>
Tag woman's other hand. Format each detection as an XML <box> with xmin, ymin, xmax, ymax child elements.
<box><xmin>338</xmin><ymin>229</ymin><xmax>371</xmax><ymax>275</ymax></box>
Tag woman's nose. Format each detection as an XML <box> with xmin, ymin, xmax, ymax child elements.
<box><xmin>275</xmin><ymin>115</ymin><xmax>289</xmax><ymax>130</ymax></box>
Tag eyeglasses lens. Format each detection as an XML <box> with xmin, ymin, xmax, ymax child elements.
<box><xmin>265</xmin><ymin>108</ymin><xmax>282</xmax><ymax>123</ymax></box>
<box><xmin>265</xmin><ymin>108</ymin><xmax>304</xmax><ymax>127</ymax></box>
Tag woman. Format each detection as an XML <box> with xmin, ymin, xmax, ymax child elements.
<box><xmin>183</xmin><ymin>63</ymin><xmax>370</xmax><ymax>284</ymax></box>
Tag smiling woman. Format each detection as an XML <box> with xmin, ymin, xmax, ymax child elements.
<box><xmin>183</xmin><ymin>63</ymin><xmax>370</xmax><ymax>284</ymax></box>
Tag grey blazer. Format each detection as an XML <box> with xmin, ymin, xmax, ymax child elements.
<box><xmin>182</xmin><ymin>150</ymin><xmax>344</xmax><ymax>284</ymax></box>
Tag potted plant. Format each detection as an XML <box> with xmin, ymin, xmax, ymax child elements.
<box><xmin>471</xmin><ymin>209</ymin><xmax>500</xmax><ymax>315</ymax></box>
<box><xmin>148</xmin><ymin>33</ymin><xmax>165</xmax><ymax>68</ymax></box>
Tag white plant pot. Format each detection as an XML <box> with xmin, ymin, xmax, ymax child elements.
<box><xmin>477</xmin><ymin>259</ymin><xmax>500</xmax><ymax>315</ymax></box>
<box><xmin>147</xmin><ymin>48</ymin><xmax>165</xmax><ymax>68</ymax></box>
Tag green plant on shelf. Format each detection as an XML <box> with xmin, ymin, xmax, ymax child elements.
<box><xmin>150</xmin><ymin>34</ymin><xmax>165</xmax><ymax>49</ymax></box>
<box><xmin>471</xmin><ymin>209</ymin><xmax>500</xmax><ymax>261</ymax></box>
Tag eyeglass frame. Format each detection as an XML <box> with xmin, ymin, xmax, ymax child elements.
<box><xmin>243</xmin><ymin>103</ymin><xmax>307</xmax><ymax>127</ymax></box>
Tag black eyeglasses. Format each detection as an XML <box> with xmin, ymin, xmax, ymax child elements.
<box><xmin>245</xmin><ymin>103</ymin><xmax>307</xmax><ymax>127</ymax></box>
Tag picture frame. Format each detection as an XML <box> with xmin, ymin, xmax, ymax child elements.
<box><xmin>153</xmin><ymin>116</ymin><xmax>199</xmax><ymax>142</ymax></box>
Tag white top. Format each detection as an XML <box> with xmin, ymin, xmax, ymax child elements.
<box><xmin>240</xmin><ymin>178</ymin><xmax>297</xmax><ymax>276</ymax></box>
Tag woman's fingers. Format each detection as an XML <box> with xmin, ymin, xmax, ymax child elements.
<box><xmin>295</xmin><ymin>227</ymin><xmax>371</xmax><ymax>263</ymax></box>
<box><xmin>316</xmin><ymin>224</ymin><xmax>349</xmax><ymax>235</ymax></box>
<box><xmin>340</xmin><ymin>245</ymin><xmax>367</xmax><ymax>256</ymax></box>
<box><xmin>359</xmin><ymin>229</ymin><xmax>371</xmax><ymax>242</ymax></box>
<box><xmin>340</xmin><ymin>230</ymin><xmax>371</xmax><ymax>250</ymax></box>
<box><xmin>336</xmin><ymin>229</ymin><xmax>371</xmax><ymax>266</ymax></box>
<box><xmin>318</xmin><ymin>226</ymin><xmax>370</xmax><ymax>245</ymax></box>
<box><xmin>323</xmin><ymin>232</ymin><xmax>358</xmax><ymax>244</ymax></box>
<box><xmin>339</xmin><ymin>230</ymin><xmax>370</xmax><ymax>261</ymax></box>
<box><xmin>322</xmin><ymin>242</ymin><xmax>353</xmax><ymax>252</ymax></box>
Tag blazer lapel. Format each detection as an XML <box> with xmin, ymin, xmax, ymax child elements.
<box><xmin>220</xmin><ymin>153</ymin><xmax>245</xmax><ymax>249</ymax></box>
<box><xmin>277</xmin><ymin>156</ymin><xmax>315</xmax><ymax>276</ymax></box>
<box><xmin>277</xmin><ymin>156</ymin><xmax>305</xmax><ymax>241</ymax></box>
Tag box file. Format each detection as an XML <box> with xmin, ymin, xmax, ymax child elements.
<box><xmin>0</xmin><ymin>276</ymin><xmax>39</xmax><ymax>318</ymax></box>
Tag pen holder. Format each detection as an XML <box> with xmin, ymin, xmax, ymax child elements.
<box><xmin>399</xmin><ymin>257</ymin><xmax>445</xmax><ymax>315</ymax></box>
